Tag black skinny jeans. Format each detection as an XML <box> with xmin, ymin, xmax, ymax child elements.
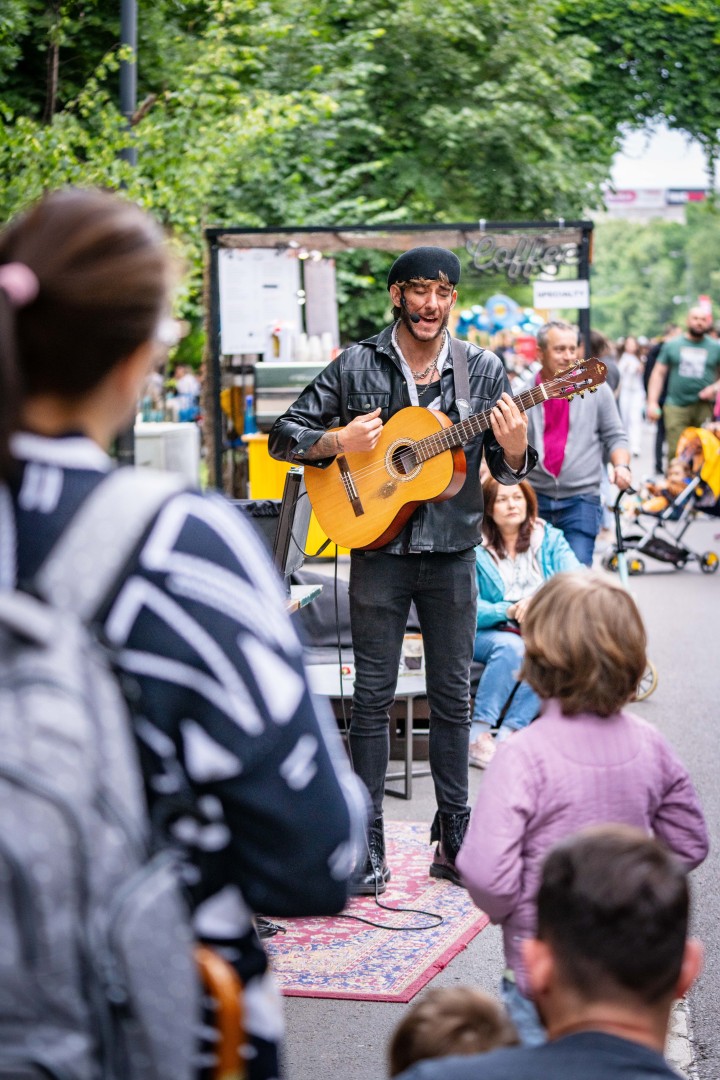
<box><xmin>348</xmin><ymin>549</ymin><xmax>477</xmax><ymax>818</ymax></box>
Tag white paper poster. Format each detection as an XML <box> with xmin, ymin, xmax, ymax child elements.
<box><xmin>218</xmin><ymin>248</ymin><xmax>302</xmax><ymax>354</ymax></box>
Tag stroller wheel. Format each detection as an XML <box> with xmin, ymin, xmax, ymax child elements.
<box><xmin>628</xmin><ymin>557</ymin><xmax>645</xmax><ymax>575</ymax></box>
<box><xmin>700</xmin><ymin>551</ymin><xmax>719</xmax><ymax>574</ymax></box>
<box><xmin>633</xmin><ymin>660</ymin><xmax>658</xmax><ymax>702</ymax></box>
<box><xmin>602</xmin><ymin>552</ymin><xmax>619</xmax><ymax>572</ymax></box>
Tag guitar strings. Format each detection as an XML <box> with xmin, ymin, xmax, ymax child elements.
<box><xmin>330</xmin><ymin>409</ymin><xmax>505</xmax><ymax>486</ymax></box>
<box><xmin>330</xmin><ymin>375</ymin><xmax>589</xmax><ymax>488</ymax></box>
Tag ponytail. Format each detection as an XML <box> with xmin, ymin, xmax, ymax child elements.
<box><xmin>0</xmin><ymin>188</ymin><xmax>173</xmax><ymax>477</ymax></box>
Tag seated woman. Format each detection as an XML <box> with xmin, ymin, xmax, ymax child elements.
<box><xmin>469</xmin><ymin>477</ymin><xmax>580</xmax><ymax>769</ymax></box>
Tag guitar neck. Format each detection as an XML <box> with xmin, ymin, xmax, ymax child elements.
<box><xmin>416</xmin><ymin>383</ymin><xmax>548</xmax><ymax>461</ymax></box>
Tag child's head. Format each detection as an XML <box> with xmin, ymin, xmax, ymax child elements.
<box><xmin>388</xmin><ymin>987</ymin><xmax>518</xmax><ymax>1076</ymax></box>
<box><xmin>521</xmin><ymin>571</ymin><xmax>647</xmax><ymax>717</ymax></box>
<box><xmin>666</xmin><ymin>457</ymin><xmax>691</xmax><ymax>485</ymax></box>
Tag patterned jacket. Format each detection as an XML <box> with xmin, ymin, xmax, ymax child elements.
<box><xmin>3</xmin><ymin>432</ymin><xmax>369</xmax><ymax>1080</ymax></box>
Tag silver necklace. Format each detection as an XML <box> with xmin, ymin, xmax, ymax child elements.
<box><xmin>410</xmin><ymin>336</ymin><xmax>445</xmax><ymax>383</ymax></box>
<box><xmin>417</xmin><ymin>378</ymin><xmax>439</xmax><ymax>399</ymax></box>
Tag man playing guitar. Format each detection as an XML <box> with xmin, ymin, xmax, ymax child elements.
<box><xmin>269</xmin><ymin>246</ymin><xmax>536</xmax><ymax>893</ymax></box>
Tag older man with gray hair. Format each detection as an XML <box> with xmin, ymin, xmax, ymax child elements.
<box><xmin>524</xmin><ymin>320</ymin><xmax>631</xmax><ymax>565</ymax></box>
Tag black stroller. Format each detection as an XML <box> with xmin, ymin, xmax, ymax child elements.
<box><xmin>602</xmin><ymin>427</ymin><xmax>720</xmax><ymax>576</ymax></box>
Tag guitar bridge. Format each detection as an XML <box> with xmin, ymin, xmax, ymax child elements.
<box><xmin>337</xmin><ymin>455</ymin><xmax>364</xmax><ymax>518</ymax></box>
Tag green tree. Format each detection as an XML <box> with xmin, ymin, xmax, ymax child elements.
<box><xmin>247</xmin><ymin>0</ymin><xmax>613</xmax><ymax>225</ymax></box>
<box><xmin>0</xmin><ymin>0</ymin><xmax>622</xmax><ymax>344</ymax></box>
<box><xmin>557</xmin><ymin>0</ymin><xmax>720</xmax><ymax>186</ymax></box>
<box><xmin>588</xmin><ymin>203</ymin><xmax>720</xmax><ymax>341</ymax></box>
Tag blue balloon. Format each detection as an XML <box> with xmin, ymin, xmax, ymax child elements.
<box><xmin>485</xmin><ymin>294</ymin><xmax>521</xmax><ymax>330</ymax></box>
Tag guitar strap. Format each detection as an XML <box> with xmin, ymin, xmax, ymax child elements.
<box><xmin>450</xmin><ymin>336</ymin><xmax>471</xmax><ymax>422</ymax></box>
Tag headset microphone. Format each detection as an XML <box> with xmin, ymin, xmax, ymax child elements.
<box><xmin>401</xmin><ymin>295</ymin><xmax>421</xmax><ymax>324</ymax></box>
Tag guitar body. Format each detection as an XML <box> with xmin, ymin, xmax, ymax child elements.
<box><xmin>302</xmin><ymin>359</ymin><xmax>607</xmax><ymax>550</ymax></box>
<box><xmin>304</xmin><ymin>406</ymin><xmax>467</xmax><ymax>550</ymax></box>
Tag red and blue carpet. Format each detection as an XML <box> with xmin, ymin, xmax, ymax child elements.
<box><xmin>264</xmin><ymin>820</ymin><xmax>489</xmax><ymax>1002</ymax></box>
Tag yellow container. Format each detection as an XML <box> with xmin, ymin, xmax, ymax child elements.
<box><xmin>243</xmin><ymin>434</ymin><xmax>347</xmax><ymax>557</ymax></box>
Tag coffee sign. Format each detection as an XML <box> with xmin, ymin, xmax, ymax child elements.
<box><xmin>466</xmin><ymin>235</ymin><xmax>580</xmax><ymax>283</ymax></box>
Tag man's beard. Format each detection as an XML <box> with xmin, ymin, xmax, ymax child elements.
<box><xmin>688</xmin><ymin>327</ymin><xmax>705</xmax><ymax>341</ymax></box>
<box><xmin>400</xmin><ymin>307</ymin><xmax>450</xmax><ymax>340</ymax></box>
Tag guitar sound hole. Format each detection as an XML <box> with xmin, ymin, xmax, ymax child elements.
<box><xmin>392</xmin><ymin>445</ymin><xmax>417</xmax><ymax>476</ymax></box>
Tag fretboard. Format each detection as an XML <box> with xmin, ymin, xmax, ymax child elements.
<box><xmin>415</xmin><ymin>382</ymin><xmax>548</xmax><ymax>463</ymax></box>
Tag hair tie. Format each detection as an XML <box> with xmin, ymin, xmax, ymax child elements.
<box><xmin>0</xmin><ymin>262</ymin><xmax>40</xmax><ymax>308</ymax></box>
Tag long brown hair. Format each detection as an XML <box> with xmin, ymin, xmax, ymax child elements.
<box><xmin>481</xmin><ymin>476</ymin><xmax>537</xmax><ymax>558</ymax></box>
<box><xmin>0</xmin><ymin>187</ymin><xmax>173</xmax><ymax>477</ymax></box>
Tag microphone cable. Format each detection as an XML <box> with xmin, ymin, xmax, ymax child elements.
<box><xmin>327</xmin><ymin>545</ymin><xmax>444</xmax><ymax>933</ymax></box>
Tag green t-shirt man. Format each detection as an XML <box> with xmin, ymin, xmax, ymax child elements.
<box><xmin>657</xmin><ymin>334</ymin><xmax>720</xmax><ymax>406</ymax></box>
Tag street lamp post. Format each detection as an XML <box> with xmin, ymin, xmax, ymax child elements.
<box><xmin>119</xmin><ymin>0</ymin><xmax>137</xmax><ymax>167</ymax></box>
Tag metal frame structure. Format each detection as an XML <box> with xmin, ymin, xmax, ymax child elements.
<box><xmin>204</xmin><ymin>219</ymin><xmax>594</xmax><ymax>490</ymax></box>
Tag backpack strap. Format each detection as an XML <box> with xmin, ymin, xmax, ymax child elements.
<box><xmin>34</xmin><ymin>467</ymin><xmax>186</xmax><ymax>622</ymax></box>
<box><xmin>450</xmin><ymin>337</ymin><xmax>471</xmax><ymax>421</ymax></box>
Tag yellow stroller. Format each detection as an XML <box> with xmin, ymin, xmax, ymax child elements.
<box><xmin>603</xmin><ymin>426</ymin><xmax>720</xmax><ymax>575</ymax></box>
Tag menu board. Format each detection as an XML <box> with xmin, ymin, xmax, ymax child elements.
<box><xmin>218</xmin><ymin>248</ymin><xmax>302</xmax><ymax>355</ymax></box>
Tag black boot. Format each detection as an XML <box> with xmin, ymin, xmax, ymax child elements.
<box><xmin>429</xmin><ymin>808</ymin><xmax>470</xmax><ymax>887</ymax></box>
<box><xmin>349</xmin><ymin>816</ymin><xmax>391</xmax><ymax>896</ymax></box>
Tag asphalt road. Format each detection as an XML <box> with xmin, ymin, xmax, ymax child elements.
<box><xmin>281</xmin><ymin>425</ymin><xmax>719</xmax><ymax>1080</ymax></box>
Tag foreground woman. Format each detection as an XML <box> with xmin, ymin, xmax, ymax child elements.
<box><xmin>0</xmin><ymin>188</ymin><xmax>367</xmax><ymax>1079</ymax></box>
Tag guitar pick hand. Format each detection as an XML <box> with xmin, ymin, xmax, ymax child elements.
<box><xmin>338</xmin><ymin>407</ymin><xmax>383</xmax><ymax>453</ymax></box>
<box><xmin>490</xmin><ymin>393</ymin><xmax>528</xmax><ymax>471</ymax></box>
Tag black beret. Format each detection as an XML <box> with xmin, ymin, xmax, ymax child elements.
<box><xmin>387</xmin><ymin>246</ymin><xmax>461</xmax><ymax>289</ymax></box>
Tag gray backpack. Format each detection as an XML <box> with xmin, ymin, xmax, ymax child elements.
<box><xmin>0</xmin><ymin>469</ymin><xmax>200</xmax><ymax>1080</ymax></box>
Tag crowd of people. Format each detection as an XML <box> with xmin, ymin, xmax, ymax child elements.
<box><xmin>0</xmin><ymin>197</ymin><xmax>714</xmax><ymax>1080</ymax></box>
<box><xmin>497</xmin><ymin>310</ymin><xmax>720</xmax><ymax>473</ymax></box>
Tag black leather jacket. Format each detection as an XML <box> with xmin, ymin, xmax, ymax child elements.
<box><xmin>268</xmin><ymin>325</ymin><xmax>538</xmax><ymax>553</ymax></box>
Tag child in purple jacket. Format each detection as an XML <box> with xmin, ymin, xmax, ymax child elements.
<box><xmin>456</xmin><ymin>571</ymin><xmax>709</xmax><ymax>1047</ymax></box>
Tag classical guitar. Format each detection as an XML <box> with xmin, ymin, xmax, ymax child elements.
<box><xmin>303</xmin><ymin>359</ymin><xmax>607</xmax><ymax>550</ymax></box>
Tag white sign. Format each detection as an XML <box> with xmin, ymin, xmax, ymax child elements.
<box><xmin>218</xmin><ymin>248</ymin><xmax>302</xmax><ymax>355</ymax></box>
<box><xmin>303</xmin><ymin>257</ymin><xmax>340</xmax><ymax>347</ymax></box>
<box><xmin>533</xmin><ymin>279</ymin><xmax>589</xmax><ymax>310</ymax></box>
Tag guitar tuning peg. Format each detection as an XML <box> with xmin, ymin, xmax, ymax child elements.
<box><xmin>567</xmin><ymin>393</ymin><xmax>575</xmax><ymax>401</ymax></box>
<box><xmin>589</xmin><ymin>387</ymin><xmax>598</xmax><ymax>393</ymax></box>
<box><xmin>578</xmin><ymin>391</ymin><xmax>585</xmax><ymax>399</ymax></box>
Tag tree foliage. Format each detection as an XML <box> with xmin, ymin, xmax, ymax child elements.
<box><xmin>557</xmin><ymin>0</ymin><xmax>720</xmax><ymax>185</ymax></box>
<box><xmin>247</xmin><ymin>0</ymin><xmax>611</xmax><ymax>224</ymax></box>
<box><xmin>7</xmin><ymin>0</ymin><xmax>697</xmax><ymax>346</ymax></box>
<box><xmin>589</xmin><ymin>203</ymin><xmax>720</xmax><ymax>341</ymax></box>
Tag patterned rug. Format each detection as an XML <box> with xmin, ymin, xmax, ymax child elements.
<box><xmin>264</xmin><ymin>820</ymin><xmax>489</xmax><ymax>1002</ymax></box>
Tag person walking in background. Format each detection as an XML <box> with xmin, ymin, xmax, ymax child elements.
<box><xmin>456</xmin><ymin>572</ymin><xmax>708</xmax><ymax>1046</ymax></box>
<box><xmin>644</xmin><ymin>324</ymin><xmax>680</xmax><ymax>475</ymax></box>
<box><xmin>585</xmin><ymin>329</ymin><xmax>619</xmax><ymax>395</ymax></box>
<box><xmin>0</xmin><ymin>187</ymin><xmax>368</xmax><ymax>1080</ymax></box>
<box><xmin>647</xmin><ymin>307</ymin><xmax>720</xmax><ymax>458</ymax></box>
<box><xmin>396</xmin><ymin>825</ymin><xmax>703</xmax><ymax>1080</ymax></box>
<box><xmin>269</xmin><ymin>246</ymin><xmax>536</xmax><ymax>892</ymax></box>
<box><xmin>617</xmin><ymin>334</ymin><xmax>646</xmax><ymax>457</ymax></box>
<box><xmin>468</xmin><ymin>477</ymin><xmax>579</xmax><ymax>770</ymax></box>
<box><xmin>524</xmin><ymin>321</ymin><xmax>631</xmax><ymax>566</ymax></box>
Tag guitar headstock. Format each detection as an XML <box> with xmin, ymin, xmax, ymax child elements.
<box><xmin>545</xmin><ymin>358</ymin><xmax>607</xmax><ymax>401</ymax></box>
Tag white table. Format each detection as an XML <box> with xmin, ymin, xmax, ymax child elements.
<box><xmin>307</xmin><ymin>663</ymin><xmax>429</xmax><ymax>800</ymax></box>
